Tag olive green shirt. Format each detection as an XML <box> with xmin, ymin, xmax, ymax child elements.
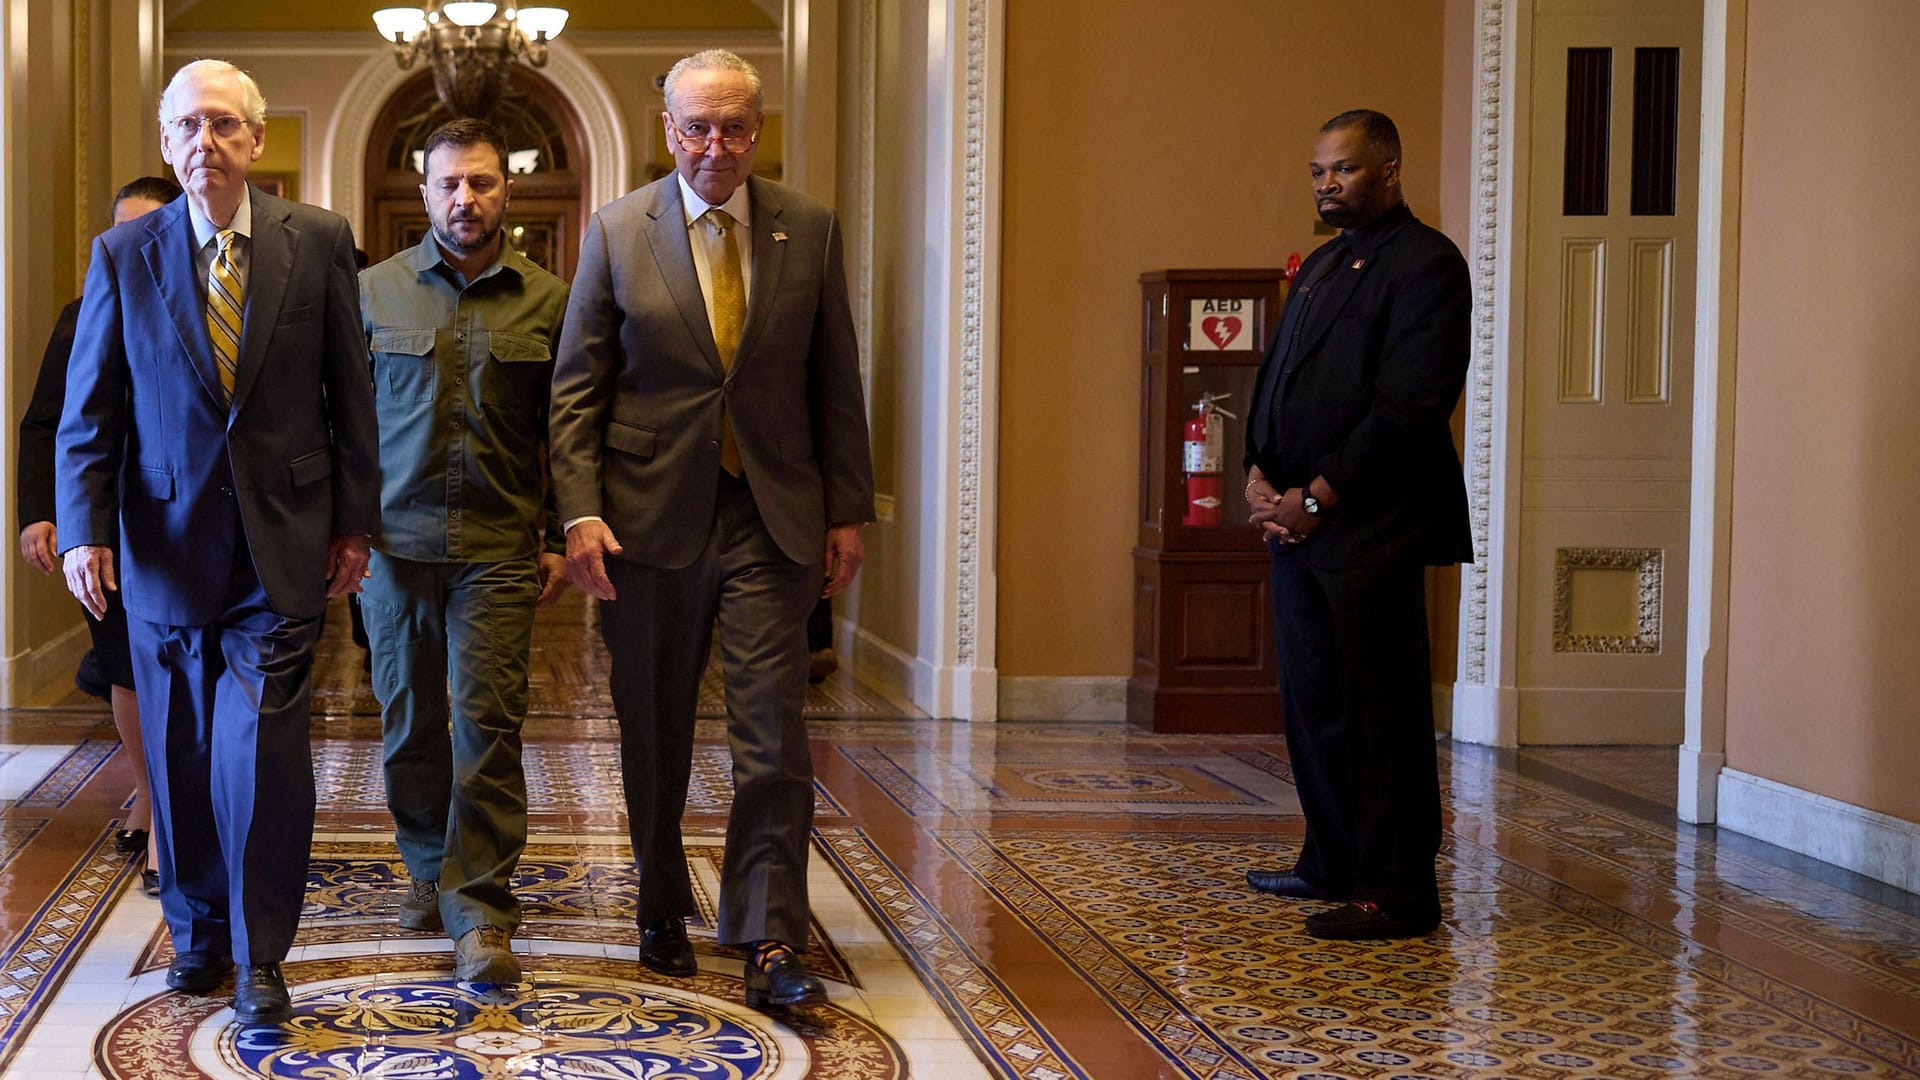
<box><xmin>360</xmin><ymin>236</ymin><xmax>569</xmax><ymax>562</ymax></box>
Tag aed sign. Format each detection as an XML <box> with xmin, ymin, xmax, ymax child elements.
<box><xmin>1188</xmin><ymin>298</ymin><xmax>1253</xmax><ymax>351</ymax></box>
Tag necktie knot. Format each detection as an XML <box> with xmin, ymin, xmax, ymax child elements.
<box><xmin>704</xmin><ymin>208</ymin><xmax>732</xmax><ymax>237</ymax></box>
<box><xmin>217</xmin><ymin>227</ymin><xmax>236</xmax><ymax>255</ymax></box>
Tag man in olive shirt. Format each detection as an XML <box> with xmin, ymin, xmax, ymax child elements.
<box><xmin>359</xmin><ymin>118</ymin><xmax>569</xmax><ymax>983</ymax></box>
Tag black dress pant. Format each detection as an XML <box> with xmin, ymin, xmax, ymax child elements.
<box><xmin>1268</xmin><ymin>548</ymin><xmax>1442</xmax><ymax>916</ymax></box>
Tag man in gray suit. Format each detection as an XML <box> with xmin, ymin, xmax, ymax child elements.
<box><xmin>549</xmin><ymin>48</ymin><xmax>873</xmax><ymax>1009</ymax></box>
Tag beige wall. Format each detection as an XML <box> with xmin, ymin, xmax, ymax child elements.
<box><xmin>4</xmin><ymin>0</ymin><xmax>161</xmax><ymax>703</ymax></box>
<box><xmin>997</xmin><ymin>1</ymin><xmax>1447</xmax><ymax>677</ymax></box>
<box><xmin>1726</xmin><ymin>1</ymin><xmax>1920</xmax><ymax>822</ymax></box>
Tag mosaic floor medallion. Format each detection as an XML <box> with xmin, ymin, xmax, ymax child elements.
<box><xmin>96</xmin><ymin>955</ymin><xmax>906</xmax><ymax>1080</ymax></box>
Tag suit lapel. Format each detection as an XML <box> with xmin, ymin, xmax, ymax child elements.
<box><xmin>641</xmin><ymin>178</ymin><xmax>725</xmax><ymax>375</ymax></box>
<box><xmin>231</xmin><ymin>188</ymin><xmax>293</xmax><ymax>413</ymax></box>
<box><xmin>1289</xmin><ymin>213</ymin><xmax>1420</xmax><ymax>376</ymax></box>
<box><xmin>732</xmin><ymin>175</ymin><xmax>787</xmax><ymax>372</ymax></box>
<box><xmin>142</xmin><ymin>201</ymin><xmax>228</xmax><ymax>406</ymax></box>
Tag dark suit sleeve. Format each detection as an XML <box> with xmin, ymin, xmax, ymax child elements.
<box><xmin>1314</xmin><ymin>246</ymin><xmax>1471</xmax><ymax>498</ymax></box>
<box><xmin>56</xmin><ymin>239</ymin><xmax>132</xmax><ymax>552</ymax></box>
<box><xmin>548</xmin><ymin>210</ymin><xmax>620</xmax><ymax>524</ymax></box>
<box><xmin>321</xmin><ymin>218</ymin><xmax>380</xmax><ymax>535</ymax></box>
<box><xmin>808</xmin><ymin>213</ymin><xmax>876</xmax><ymax>525</ymax></box>
<box><xmin>539</xmin><ymin>288</ymin><xmax>569</xmax><ymax>554</ymax></box>
<box><xmin>18</xmin><ymin>298</ymin><xmax>82</xmax><ymax>532</ymax></box>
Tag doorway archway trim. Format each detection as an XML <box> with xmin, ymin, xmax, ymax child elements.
<box><xmin>323</xmin><ymin>39</ymin><xmax>627</xmax><ymax>244</ymax></box>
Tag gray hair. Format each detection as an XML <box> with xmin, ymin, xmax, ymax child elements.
<box><xmin>158</xmin><ymin>59</ymin><xmax>268</xmax><ymax>128</ymax></box>
<box><xmin>662</xmin><ymin>49</ymin><xmax>762</xmax><ymax>115</ymax></box>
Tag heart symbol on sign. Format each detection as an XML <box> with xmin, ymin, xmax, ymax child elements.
<box><xmin>1201</xmin><ymin>316</ymin><xmax>1242</xmax><ymax>350</ymax></box>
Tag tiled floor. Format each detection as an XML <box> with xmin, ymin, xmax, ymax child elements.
<box><xmin>1</xmin><ymin>594</ymin><xmax>1917</xmax><ymax>1078</ymax></box>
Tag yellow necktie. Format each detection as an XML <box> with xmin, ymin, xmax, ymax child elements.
<box><xmin>207</xmin><ymin>228</ymin><xmax>244</xmax><ymax>399</ymax></box>
<box><xmin>702</xmin><ymin>208</ymin><xmax>745</xmax><ymax>476</ymax></box>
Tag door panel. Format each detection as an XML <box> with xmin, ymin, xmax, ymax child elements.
<box><xmin>1516</xmin><ymin>1</ymin><xmax>1702</xmax><ymax>744</ymax></box>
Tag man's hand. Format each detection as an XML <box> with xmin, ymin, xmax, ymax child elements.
<box><xmin>62</xmin><ymin>545</ymin><xmax>115</xmax><ymax>618</ymax></box>
<box><xmin>19</xmin><ymin>522</ymin><xmax>58</xmax><ymax>574</ymax></box>
<box><xmin>535</xmin><ymin>552</ymin><xmax>571</xmax><ymax>608</ymax></box>
<box><xmin>822</xmin><ymin>523</ymin><xmax>866</xmax><ymax>599</ymax></box>
<box><xmin>1250</xmin><ymin>488</ymin><xmax>1324</xmax><ymax>546</ymax></box>
<box><xmin>325</xmin><ymin>535</ymin><xmax>372</xmax><ymax>597</ymax></box>
<box><xmin>566</xmin><ymin>520</ymin><xmax>623</xmax><ymax>601</ymax></box>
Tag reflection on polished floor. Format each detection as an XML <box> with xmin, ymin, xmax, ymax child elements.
<box><xmin>1</xmin><ymin>594</ymin><xmax>1918</xmax><ymax>1078</ymax></box>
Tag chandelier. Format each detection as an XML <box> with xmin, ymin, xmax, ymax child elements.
<box><xmin>373</xmin><ymin>2</ymin><xmax>570</xmax><ymax>119</ymax></box>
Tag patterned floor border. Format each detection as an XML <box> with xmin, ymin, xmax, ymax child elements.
<box><xmin>815</xmin><ymin>825</ymin><xmax>1090</xmax><ymax>1080</ymax></box>
<box><xmin>839</xmin><ymin>747</ymin><xmax>1298</xmax><ymax>822</ymax></box>
<box><xmin>0</xmin><ymin>818</ymin><xmax>48</xmax><ymax>871</ymax></box>
<box><xmin>936</xmin><ymin>826</ymin><xmax>1920</xmax><ymax>1079</ymax></box>
<box><xmin>15</xmin><ymin>738</ymin><xmax>120</xmax><ymax>808</ymax></box>
<box><xmin>0</xmin><ymin>830</ymin><xmax>139</xmax><ymax>1074</ymax></box>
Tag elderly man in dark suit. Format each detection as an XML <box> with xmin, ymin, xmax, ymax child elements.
<box><xmin>57</xmin><ymin>58</ymin><xmax>378</xmax><ymax>1022</ymax></box>
<box><xmin>1242</xmin><ymin>109</ymin><xmax>1472</xmax><ymax>940</ymax></box>
<box><xmin>550</xmin><ymin>48</ymin><xmax>873</xmax><ymax>1008</ymax></box>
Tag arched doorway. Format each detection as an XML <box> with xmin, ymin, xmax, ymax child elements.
<box><xmin>362</xmin><ymin>68</ymin><xmax>589</xmax><ymax>280</ymax></box>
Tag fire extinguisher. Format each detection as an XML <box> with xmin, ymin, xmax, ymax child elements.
<box><xmin>1182</xmin><ymin>391</ymin><xmax>1237</xmax><ymax>526</ymax></box>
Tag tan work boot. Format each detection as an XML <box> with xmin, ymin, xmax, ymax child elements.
<box><xmin>398</xmin><ymin>878</ymin><xmax>442</xmax><ymax>932</ymax></box>
<box><xmin>454</xmin><ymin>926</ymin><xmax>520</xmax><ymax>983</ymax></box>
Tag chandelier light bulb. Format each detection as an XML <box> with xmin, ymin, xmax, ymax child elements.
<box><xmin>372</xmin><ymin>7</ymin><xmax>429</xmax><ymax>41</ymax></box>
<box><xmin>515</xmin><ymin>7</ymin><xmax>568</xmax><ymax>40</ymax></box>
<box><xmin>440</xmin><ymin>2</ymin><xmax>499</xmax><ymax>27</ymax></box>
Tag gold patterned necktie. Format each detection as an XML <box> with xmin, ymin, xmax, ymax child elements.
<box><xmin>702</xmin><ymin>208</ymin><xmax>745</xmax><ymax>476</ymax></box>
<box><xmin>206</xmin><ymin>228</ymin><xmax>244</xmax><ymax>399</ymax></box>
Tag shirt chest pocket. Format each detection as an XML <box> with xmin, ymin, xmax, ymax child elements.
<box><xmin>371</xmin><ymin>327</ymin><xmax>439</xmax><ymax>403</ymax></box>
<box><xmin>481</xmin><ymin>330</ymin><xmax>552</xmax><ymax>407</ymax></box>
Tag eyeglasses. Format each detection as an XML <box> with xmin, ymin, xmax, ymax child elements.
<box><xmin>167</xmin><ymin>114</ymin><xmax>249</xmax><ymax>141</ymax></box>
<box><xmin>667</xmin><ymin>118</ymin><xmax>758</xmax><ymax>156</ymax></box>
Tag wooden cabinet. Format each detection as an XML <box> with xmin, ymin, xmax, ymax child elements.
<box><xmin>1129</xmin><ymin>269</ymin><xmax>1287</xmax><ymax>733</ymax></box>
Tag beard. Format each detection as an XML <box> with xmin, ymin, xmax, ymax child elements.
<box><xmin>432</xmin><ymin>214</ymin><xmax>500</xmax><ymax>257</ymax></box>
<box><xmin>1316</xmin><ymin>202</ymin><xmax>1356</xmax><ymax>229</ymax></box>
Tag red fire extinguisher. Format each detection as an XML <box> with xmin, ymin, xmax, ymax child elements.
<box><xmin>1183</xmin><ymin>391</ymin><xmax>1237</xmax><ymax>526</ymax></box>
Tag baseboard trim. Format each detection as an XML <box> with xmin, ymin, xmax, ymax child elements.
<box><xmin>998</xmin><ymin>676</ymin><xmax>1126</xmax><ymax>722</ymax></box>
<box><xmin>0</xmin><ymin>619</ymin><xmax>90</xmax><ymax>708</ymax></box>
<box><xmin>846</xmin><ymin>621</ymin><xmax>919</xmax><ymax>713</ymax></box>
<box><xmin>1451</xmin><ymin>682</ymin><xmax>1518</xmax><ymax>747</ymax></box>
<box><xmin>1717</xmin><ymin>767</ymin><xmax>1920</xmax><ymax>894</ymax></box>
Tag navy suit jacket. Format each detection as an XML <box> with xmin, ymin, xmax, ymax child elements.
<box><xmin>55</xmin><ymin>187</ymin><xmax>378</xmax><ymax>625</ymax></box>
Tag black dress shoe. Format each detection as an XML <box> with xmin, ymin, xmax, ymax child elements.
<box><xmin>233</xmin><ymin>962</ymin><xmax>293</xmax><ymax>1024</ymax></box>
<box><xmin>1245</xmin><ymin>869</ymin><xmax>1344</xmax><ymax>900</ymax></box>
<box><xmin>113</xmin><ymin>828</ymin><xmax>148</xmax><ymax>854</ymax></box>
<box><xmin>743</xmin><ymin>941</ymin><xmax>826</xmax><ymax>1008</ymax></box>
<box><xmin>142</xmin><ymin>868</ymin><xmax>160</xmax><ymax>896</ymax></box>
<box><xmin>1304</xmin><ymin>900</ymin><xmax>1441</xmax><ymax>940</ymax></box>
<box><xmin>638</xmin><ymin>919</ymin><xmax>697</xmax><ymax>977</ymax></box>
<box><xmin>165</xmin><ymin>950</ymin><xmax>234</xmax><ymax>993</ymax></box>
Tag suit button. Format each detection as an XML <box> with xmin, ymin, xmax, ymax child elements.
<box><xmin>724</xmin><ymin>381</ymin><xmax>734</xmax><ymax>393</ymax></box>
<box><xmin>709</xmin><ymin>440</ymin><xmax>720</xmax><ymax>449</ymax></box>
<box><xmin>219</xmin><ymin>485</ymin><xmax>233</xmax><ymax>496</ymax></box>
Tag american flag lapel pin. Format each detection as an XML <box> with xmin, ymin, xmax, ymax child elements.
<box><xmin>772</xmin><ymin>231</ymin><xmax>789</xmax><ymax>242</ymax></box>
<box><xmin>1350</xmin><ymin>257</ymin><xmax>1366</xmax><ymax>270</ymax></box>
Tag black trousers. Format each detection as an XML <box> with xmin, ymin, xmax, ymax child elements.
<box><xmin>1268</xmin><ymin>549</ymin><xmax>1442</xmax><ymax>915</ymax></box>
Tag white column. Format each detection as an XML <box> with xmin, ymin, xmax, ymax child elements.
<box><xmin>909</xmin><ymin>0</ymin><xmax>1002</xmax><ymax>721</ymax></box>
<box><xmin>1678</xmin><ymin>0</ymin><xmax>1746</xmax><ymax>823</ymax></box>
<box><xmin>1452</xmin><ymin>0</ymin><xmax>1529</xmax><ymax>747</ymax></box>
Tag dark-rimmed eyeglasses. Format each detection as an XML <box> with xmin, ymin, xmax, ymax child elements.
<box><xmin>667</xmin><ymin>118</ymin><xmax>758</xmax><ymax>156</ymax></box>
<box><xmin>168</xmin><ymin>114</ymin><xmax>249</xmax><ymax>141</ymax></box>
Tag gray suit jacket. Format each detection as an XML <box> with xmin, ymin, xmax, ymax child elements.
<box><xmin>55</xmin><ymin>188</ymin><xmax>379</xmax><ymax>624</ymax></box>
<box><xmin>550</xmin><ymin>175</ymin><xmax>874</xmax><ymax>568</ymax></box>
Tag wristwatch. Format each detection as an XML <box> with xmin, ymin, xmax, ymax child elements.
<box><xmin>1300</xmin><ymin>489</ymin><xmax>1322</xmax><ymax>516</ymax></box>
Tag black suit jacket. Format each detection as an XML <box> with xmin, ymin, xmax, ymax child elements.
<box><xmin>16</xmin><ymin>297</ymin><xmax>82</xmax><ymax>532</ymax></box>
<box><xmin>1246</xmin><ymin>203</ymin><xmax>1473</xmax><ymax>568</ymax></box>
